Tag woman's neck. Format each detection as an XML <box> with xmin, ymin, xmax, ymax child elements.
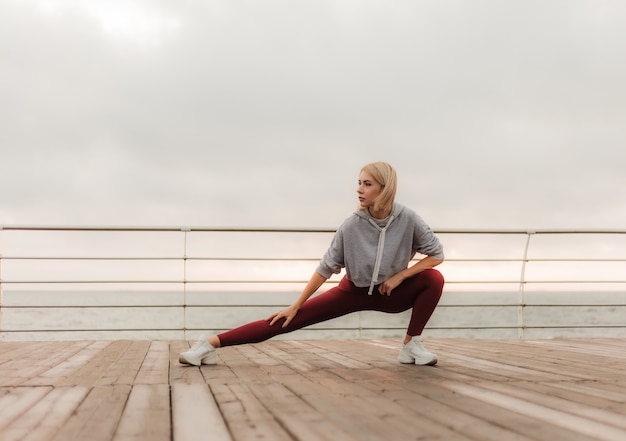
<box><xmin>368</xmin><ymin>207</ymin><xmax>391</xmax><ymax>220</ymax></box>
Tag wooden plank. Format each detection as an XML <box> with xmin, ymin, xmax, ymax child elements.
<box><xmin>25</xmin><ymin>341</ymin><xmax>110</xmax><ymax>387</ymax></box>
<box><xmin>171</xmin><ymin>383</ymin><xmax>232</xmax><ymax>441</ymax></box>
<box><xmin>311</xmin><ymin>338</ymin><xmax>400</xmax><ymax>368</ymax></box>
<box><xmin>271</xmin><ymin>340</ymin><xmax>347</xmax><ymax>369</ymax></box>
<box><xmin>0</xmin><ymin>387</ymin><xmax>53</xmax><ymax>431</ymax></box>
<box><xmin>404</xmin><ymin>379</ymin><xmax>602</xmax><ymax>441</ymax></box>
<box><xmin>534</xmin><ymin>378</ymin><xmax>626</xmax><ymax>411</ymax></box>
<box><xmin>443</xmin><ymin>351</ymin><xmax>570</xmax><ymax>380</ymax></box>
<box><xmin>210</xmin><ymin>383</ymin><xmax>295</xmax><ymax>441</ymax></box>
<box><xmin>252</xmin><ymin>341</ymin><xmax>318</xmax><ymax>372</ymax></box>
<box><xmin>442</xmin><ymin>381</ymin><xmax>626</xmax><ymax>441</ymax></box>
<box><xmin>232</xmin><ymin>344</ymin><xmax>283</xmax><ymax>366</ymax></box>
<box><xmin>273</xmin><ymin>370</ymin><xmax>473</xmax><ymax>441</ymax></box>
<box><xmin>389</xmin><ymin>386</ymin><xmax>537</xmax><ymax>441</ymax></box>
<box><xmin>509</xmin><ymin>341</ymin><xmax>624</xmax><ymax>378</ymax></box>
<box><xmin>425</xmin><ymin>340</ymin><xmax>594</xmax><ymax>386</ymax></box>
<box><xmin>0</xmin><ymin>386</ymin><xmax>88</xmax><ymax>441</ymax></box>
<box><xmin>0</xmin><ymin>342</ymin><xmax>49</xmax><ymax>365</ymax></box>
<box><xmin>477</xmin><ymin>380</ymin><xmax>626</xmax><ymax>430</ymax></box>
<box><xmin>258</xmin><ymin>350</ymin><xmax>415</xmax><ymax>440</ymax></box>
<box><xmin>247</xmin><ymin>381</ymin><xmax>360</xmax><ymax>441</ymax></box>
<box><xmin>169</xmin><ymin>340</ymin><xmax>205</xmax><ymax>385</ymax></box>
<box><xmin>58</xmin><ymin>341</ymin><xmax>133</xmax><ymax>387</ymax></box>
<box><xmin>113</xmin><ymin>384</ymin><xmax>170</xmax><ymax>441</ymax></box>
<box><xmin>0</xmin><ymin>342</ymin><xmax>88</xmax><ymax>387</ymax></box>
<box><xmin>51</xmin><ymin>384</ymin><xmax>131</xmax><ymax>441</ymax></box>
<box><xmin>198</xmin><ymin>355</ymin><xmax>240</xmax><ymax>385</ymax></box>
<box><xmin>134</xmin><ymin>341</ymin><xmax>170</xmax><ymax>385</ymax></box>
<box><xmin>98</xmin><ymin>340</ymin><xmax>150</xmax><ymax>386</ymax></box>
<box><xmin>279</xmin><ymin>348</ymin><xmax>503</xmax><ymax>440</ymax></box>
<box><xmin>432</xmin><ymin>338</ymin><xmax>623</xmax><ymax>380</ymax></box>
<box><xmin>216</xmin><ymin>345</ymin><xmax>282</xmax><ymax>384</ymax></box>
<box><xmin>543</xmin><ymin>380</ymin><xmax>626</xmax><ymax>405</ymax></box>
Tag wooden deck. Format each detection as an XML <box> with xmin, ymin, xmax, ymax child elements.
<box><xmin>0</xmin><ymin>338</ymin><xmax>625</xmax><ymax>441</ymax></box>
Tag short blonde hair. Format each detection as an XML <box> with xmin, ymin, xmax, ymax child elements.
<box><xmin>359</xmin><ymin>161</ymin><xmax>397</xmax><ymax>213</ymax></box>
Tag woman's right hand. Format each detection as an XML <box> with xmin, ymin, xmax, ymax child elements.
<box><xmin>267</xmin><ymin>305</ymin><xmax>299</xmax><ymax>328</ymax></box>
<box><xmin>266</xmin><ymin>272</ymin><xmax>325</xmax><ymax>328</ymax></box>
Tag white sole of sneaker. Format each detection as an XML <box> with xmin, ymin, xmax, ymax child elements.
<box><xmin>398</xmin><ymin>354</ymin><xmax>415</xmax><ymax>364</ymax></box>
<box><xmin>178</xmin><ymin>353</ymin><xmax>201</xmax><ymax>366</ymax></box>
<box><xmin>200</xmin><ymin>352</ymin><xmax>218</xmax><ymax>365</ymax></box>
<box><xmin>414</xmin><ymin>355</ymin><xmax>437</xmax><ymax>366</ymax></box>
<box><xmin>398</xmin><ymin>353</ymin><xmax>438</xmax><ymax>366</ymax></box>
<box><xmin>179</xmin><ymin>351</ymin><xmax>217</xmax><ymax>366</ymax></box>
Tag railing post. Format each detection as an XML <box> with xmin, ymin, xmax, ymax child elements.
<box><xmin>0</xmin><ymin>255</ymin><xmax>3</xmax><ymax>341</ymax></box>
<box><xmin>0</xmin><ymin>226</ymin><xmax>3</xmax><ymax>341</ymax></box>
<box><xmin>182</xmin><ymin>228</ymin><xmax>190</xmax><ymax>340</ymax></box>
<box><xmin>518</xmin><ymin>231</ymin><xmax>535</xmax><ymax>340</ymax></box>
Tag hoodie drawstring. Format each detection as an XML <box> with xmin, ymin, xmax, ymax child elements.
<box><xmin>367</xmin><ymin>215</ymin><xmax>395</xmax><ymax>295</ymax></box>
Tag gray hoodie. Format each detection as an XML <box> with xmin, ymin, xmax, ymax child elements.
<box><xmin>316</xmin><ymin>203</ymin><xmax>444</xmax><ymax>294</ymax></box>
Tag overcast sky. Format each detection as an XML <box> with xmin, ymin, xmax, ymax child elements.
<box><xmin>2</xmin><ymin>0</ymin><xmax>625</xmax><ymax>231</ymax></box>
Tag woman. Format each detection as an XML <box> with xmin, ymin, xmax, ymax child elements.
<box><xmin>179</xmin><ymin>161</ymin><xmax>445</xmax><ymax>366</ymax></box>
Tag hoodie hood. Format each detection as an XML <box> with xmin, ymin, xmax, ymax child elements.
<box><xmin>354</xmin><ymin>202</ymin><xmax>405</xmax><ymax>223</ymax></box>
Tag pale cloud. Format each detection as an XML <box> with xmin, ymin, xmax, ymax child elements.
<box><xmin>1</xmin><ymin>0</ymin><xmax>625</xmax><ymax>230</ymax></box>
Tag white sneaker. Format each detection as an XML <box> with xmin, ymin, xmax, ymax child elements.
<box><xmin>179</xmin><ymin>336</ymin><xmax>217</xmax><ymax>366</ymax></box>
<box><xmin>398</xmin><ymin>337</ymin><xmax>437</xmax><ymax>366</ymax></box>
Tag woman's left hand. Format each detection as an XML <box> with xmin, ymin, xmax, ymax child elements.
<box><xmin>378</xmin><ymin>273</ymin><xmax>404</xmax><ymax>296</ymax></box>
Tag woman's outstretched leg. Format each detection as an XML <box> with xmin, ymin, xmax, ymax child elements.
<box><xmin>179</xmin><ymin>277</ymin><xmax>369</xmax><ymax>365</ymax></box>
<box><xmin>217</xmin><ymin>277</ymin><xmax>368</xmax><ymax>346</ymax></box>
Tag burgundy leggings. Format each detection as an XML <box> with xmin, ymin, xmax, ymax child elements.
<box><xmin>217</xmin><ymin>269</ymin><xmax>444</xmax><ymax>347</ymax></box>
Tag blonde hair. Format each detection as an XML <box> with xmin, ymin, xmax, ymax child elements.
<box><xmin>359</xmin><ymin>161</ymin><xmax>397</xmax><ymax>213</ymax></box>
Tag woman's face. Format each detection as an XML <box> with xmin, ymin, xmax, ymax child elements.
<box><xmin>357</xmin><ymin>170</ymin><xmax>383</xmax><ymax>210</ymax></box>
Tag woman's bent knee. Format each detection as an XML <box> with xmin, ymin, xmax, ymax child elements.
<box><xmin>420</xmin><ymin>268</ymin><xmax>445</xmax><ymax>289</ymax></box>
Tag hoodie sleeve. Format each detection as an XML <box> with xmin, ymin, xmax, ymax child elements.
<box><xmin>315</xmin><ymin>227</ymin><xmax>345</xmax><ymax>278</ymax></box>
<box><xmin>412</xmin><ymin>213</ymin><xmax>445</xmax><ymax>260</ymax></box>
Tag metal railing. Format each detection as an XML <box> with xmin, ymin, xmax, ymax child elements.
<box><xmin>1</xmin><ymin>226</ymin><xmax>626</xmax><ymax>340</ymax></box>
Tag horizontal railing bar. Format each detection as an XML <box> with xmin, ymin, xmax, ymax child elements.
<box><xmin>438</xmin><ymin>230</ymin><xmax>626</xmax><ymax>235</ymax></box>
<box><xmin>0</xmin><ymin>280</ymin><xmax>334</xmax><ymax>284</ymax></box>
<box><xmin>2</xmin><ymin>257</ymin><xmax>181</xmax><ymax>261</ymax></box>
<box><xmin>0</xmin><ymin>225</ymin><xmax>337</xmax><ymax>233</ymax></box>
<box><xmin>3</xmin><ymin>324</ymin><xmax>625</xmax><ymax>334</ymax></box>
<box><xmin>0</xmin><ymin>256</ymin><xmax>322</xmax><ymax>261</ymax></box>
<box><xmin>2</xmin><ymin>280</ymin><xmax>626</xmax><ymax>284</ymax></box>
<box><xmin>0</xmin><ymin>256</ymin><xmax>626</xmax><ymax>263</ymax></box>
<box><xmin>3</xmin><ymin>225</ymin><xmax>626</xmax><ymax>234</ymax></box>
<box><xmin>0</xmin><ymin>326</ymin><xmax>549</xmax><ymax>333</ymax></box>
<box><xmin>4</xmin><ymin>303</ymin><xmax>626</xmax><ymax>309</ymax></box>
<box><xmin>0</xmin><ymin>305</ymin><xmax>277</xmax><ymax>309</ymax></box>
<box><xmin>0</xmin><ymin>281</ymin><xmax>306</xmax><ymax>284</ymax></box>
<box><xmin>2</xmin><ymin>256</ymin><xmax>626</xmax><ymax>263</ymax></box>
<box><xmin>0</xmin><ymin>328</ymin><xmax>189</xmax><ymax>333</ymax></box>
